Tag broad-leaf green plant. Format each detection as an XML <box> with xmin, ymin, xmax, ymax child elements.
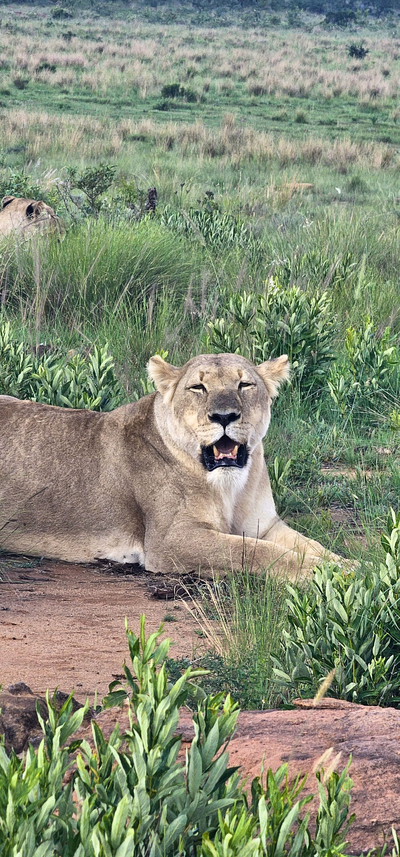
<box><xmin>206</xmin><ymin>280</ymin><xmax>335</xmax><ymax>392</ymax></box>
<box><xmin>0</xmin><ymin>322</ymin><xmax>122</xmax><ymax>410</ymax></box>
<box><xmin>273</xmin><ymin>510</ymin><xmax>400</xmax><ymax>705</ymax></box>
<box><xmin>328</xmin><ymin>319</ymin><xmax>399</xmax><ymax>423</ymax></box>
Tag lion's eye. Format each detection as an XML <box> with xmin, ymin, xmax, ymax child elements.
<box><xmin>189</xmin><ymin>384</ymin><xmax>206</xmax><ymax>393</ymax></box>
<box><xmin>239</xmin><ymin>381</ymin><xmax>255</xmax><ymax>390</ymax></box>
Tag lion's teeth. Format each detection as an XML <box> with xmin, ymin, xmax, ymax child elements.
<box><xmin>212</xmin><ymin>443</ymin><xmax>239</xmax><ymax>460</ymax></box>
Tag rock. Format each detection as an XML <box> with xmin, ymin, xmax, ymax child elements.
<box><xmin>0</xmin><ymin>685</ymin><xmax>89</xmax><ymax>753</ymax></box>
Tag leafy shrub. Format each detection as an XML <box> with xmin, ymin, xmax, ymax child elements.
<box><xmin>206</xmin><ymin>281</ymin><xmax>335</xmax><ymax>392</ymax></box>
<box><xmin>347</xmin><ymin>43</ymin><xmax>369</xmax><ymax>60</ymax></box>
<box><xmin>273</xmin><ymin>509</ymin><xmax>400</xmax><ymax>706</ymax></box>
<box><xmin>12</xmin><ymin>75</ymin><xmax>30</xmax><ymax>90</ymax></box>
<box><xmin>51</xmin><ymin>6</ymin><xmax>73</xmax><ymax>18</ymax></box>
<box><xmin>0</xmin><ymin>170</ymin><xmax>42</xmax><ymax>202</ymax></box>
<box><xmin>324</xmin><ymin>8</ymin><xmax>356</xmax><ymax>26</ymax></box>
<box><xmin>161</xmin><ymin>83</ymin><xmax>197</xmax><ymax>101</ymax></box>
<box><xmin>0</xmin><ymin>616</ymin><xmax>355</xmax><ymax>856</ymax></box>
<box><xmin>161</xmin><ymin>203</ymin><xmax>262</xmax><ymax>262</ymax></box>
<box><xmin>0</xmin><ymin>321</ymin><xmax>122</xmax><ymax>410</ymax></box>
<box><xmin>61</xmin><ymin>163</ymin><xmax>117</xmax><ymax>217</ymax></box>
<box><xmin>346</xmin><ymin>175</ymin><xmax>369</xmax><ymax>194</ymax></box>
<box><xmin>327</xmin><ymin>319</ymin><xmax>399</xmax><ymax>422</ymax></box>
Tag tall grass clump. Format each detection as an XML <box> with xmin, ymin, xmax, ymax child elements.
<box><xmin>259</xmin><ymin>208</ymin><xmax>400</xmax><ymax>330</ymax></box>
<box><xmin>185</xmin><ymin>571</ymin><xmax>287</xmax><ymax>710</ymax></box>
<box><xmin>0</xmin><ymin>218</ymin><xmax>201</xmax><ymax>323</ymax></box>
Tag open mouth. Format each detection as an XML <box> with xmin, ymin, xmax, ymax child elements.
<box><xmin>201</xmin><ymin>436</ymin><xmax>248</xmax><ymax>471</ymax></box>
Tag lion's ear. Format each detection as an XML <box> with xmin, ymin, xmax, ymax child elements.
<box><xmin>255</xmin><ymin>355</ymin><xmax>290</xmax><ymax>398</ymax></box>
<box><xmin>1</xmin><ymin>196</ymin><xmax>15</xmax><ymax>210</ymax></box>
<box><xmin>147</xmin><ymin>355</ymin><xmax>182</xmax><ymax>404</ymax></box>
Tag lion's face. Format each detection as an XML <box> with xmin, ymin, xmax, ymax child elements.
<box><xmin>148</xmin><ymin>353</ymin><xmax>289</xmax><ymax>472</ymax></box>
<box><xmin>0</xmin><ymin>196</ymin><xmax>64</xmax><ymax>237</ymax></box>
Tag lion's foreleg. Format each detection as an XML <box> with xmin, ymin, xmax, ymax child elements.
<box><xmin>263</xmin><ymin>518</ymin><xmax>343</xmax><ymax>567</ymax></box>
<box><xmin>153</xmin><ymin>526</ymin><xmax>317</xmax><ymax>581</ymax></box>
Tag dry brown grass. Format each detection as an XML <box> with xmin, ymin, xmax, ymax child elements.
<box><xmin>0</xmin><ymin>8</ymin><xmax>399</xmax><ymax>105</ymax></box>
<box><xmin>0</xmin><ymin>109</ymin><xmax>397</xmax><ymax>174</ymax></box>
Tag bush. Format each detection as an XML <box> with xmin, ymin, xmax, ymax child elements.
<box><xmin>161</xmin><ymin>203</ymin><xmax>262</xmax><ymax>263</ymax></box>
<box><xmin>0</xmin><ymin>322</ymin><xmax>123</xmax><ymax>410</ymax></box>
<box><xmin>12</xmin><ymin>75</ymin><xmax>30</xmax><ymax>90</ymax></box>
<box><xmin>347</xmin><ymin>43</ymin><xmax>369</xmax><ymax>60</ymax></box>
<box><xmin>0</xmin><ymin>170</ymin><xmax>43</xmax><ymax>202</ymax></box>
<box><xmin>324</xmin><ymin>8</ymin><xmax>356</xmax><ymax>26</ymax></box>
<box><xmin>206</xmin><ymin>281</ymin><xmax>335</xmax><ymax>392</ymax></box>
<box><xmin>273</xmin><ymin>509</ymin><xmax>400</xmax><ymax>706</ymax></box>
<box><xmin>327</xmin><ymin>319</ymin><xmax>399</xmax><ymax>422</ymax></box>
<box><xmin>51</xmin><ymin>6</ymin><xmax>73</xmax><ymax>18</ymax></box>
<box><xmin>0</xmin><ymin>616</ymin><xmax>355</xmax><ymax>856</ymax></box>
<box><xmin>61</xmin><ymin>164</ymin><xmax>117</xmax><ymax>217</ymax></box>
<box><xmin>161</xmin><ymin>83</ymin><xmax>197</xmax><ymax>101</ymax></box>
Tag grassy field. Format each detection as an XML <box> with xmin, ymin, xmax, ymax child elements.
<box><xmin>1</xmin><ymin>1</ymin><xmax>400</xmax><ymax>707</ymax></box>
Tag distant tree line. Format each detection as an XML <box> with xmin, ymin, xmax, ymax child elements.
<box><xmin>9</xmin><ymin>0</ymin><xmax>396</xmax><ymax>19</ymax></box>
<box><xmin>208</xmin><ymin>0</ymin><xmax>395</xmax><ymax>18</ymax></box>
<box><xmin>191</xmin><ymin>0</ymin><xmax>395</xmax><ymax>19</ymax></box>
<box><xmin>137</xmin><ymin>0</ymin><xmax>397</xmax><ymax>20</ymax></box>
<box><xmin>286</xmin><ymin>0</ymin><xmax>395</xmax><ymax>20</ymax></box>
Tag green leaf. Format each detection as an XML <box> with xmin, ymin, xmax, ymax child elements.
<box><xmin>162</xmin><ymin>813</ymin><xmax>188</xmax><ymax>849</ymax></box>
<box><xmin>188</xmin><ymin>742</ymin><xmax>203</xmax><ymax>798</ymax></box>
<box><xmin>275</xmin><ymin>802</ymin><xmax>301</xmax><ymax>857</ymax></box>
<box><xmin>111</xmin><ymin>794</ymin><xmax>131</xmax><ymax>849</ymax></box>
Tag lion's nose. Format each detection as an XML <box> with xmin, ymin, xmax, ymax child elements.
<box><xmin>208</xmin><ymin>412</ymin><xmax>240</xmax><ymax>429</ymax></box>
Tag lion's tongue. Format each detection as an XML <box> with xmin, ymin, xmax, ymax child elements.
<box><xmin>213</xmin><ymin>437</ymin><xmax>239</xmax><ymax>460</ymax></box>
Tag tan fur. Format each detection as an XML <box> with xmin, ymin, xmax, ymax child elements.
<box><xmin>286</xmin><ymin>182</ymin><xmax>314</xmax><ymax>192</ymax></box>
<box><xmin>0</xmin><ymin>353</ymin><xmax>343</xmax><ymax>580</ymax></box>
<box><xmin>0</xmin><ymin>196</ymin><xmax>64</xmax><ymax>238</ymax></box>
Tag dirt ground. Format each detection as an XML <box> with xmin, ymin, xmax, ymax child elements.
<box><xmin>0</xmin><ymin>554</ymin><xmax>201</xmax><ymax>705</ymax></box>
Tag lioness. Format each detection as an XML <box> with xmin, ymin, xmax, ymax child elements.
<box><xmin>0</xmin><ymin>353</ymin><xmax>340</xmax><ymax>579</ymax></box>
<box><xmin>0</xmin><ymin>196</ymin><xmax>63</xmax><ymax>238</ymax></box>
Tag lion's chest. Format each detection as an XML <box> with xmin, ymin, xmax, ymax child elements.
<box><xmin>206</xmin><ymin>467</ymin><xmax>250</xmax><ymax>533</ymax></box>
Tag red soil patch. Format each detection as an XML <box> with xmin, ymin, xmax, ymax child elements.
<box><xmin>0</xmin><ymin>556</ymin><xmax>200</xmax><ymax>705</ymax></box>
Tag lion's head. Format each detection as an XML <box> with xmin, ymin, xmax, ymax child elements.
<box><xmin>148</xmin><ymin>352</ymin><xmax>289</xmax><ymax>472</ymax></box>
<box><xmin>0</xmin><ymin>196</ymin><xmax>64</xmax><ymax>237</ymax></box>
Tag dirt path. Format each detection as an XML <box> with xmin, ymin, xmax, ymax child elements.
<box><xmin>0</xmin><ymin>556</ymin><xmax>200</xmax><ymax>705</ymax></box>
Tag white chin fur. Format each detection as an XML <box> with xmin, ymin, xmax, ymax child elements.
<box><xmin>207</xmin><ymin>466</ymin><xmax>248</xmax><ymax>490</ymax></box>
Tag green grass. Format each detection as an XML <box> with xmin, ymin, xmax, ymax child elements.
<box><xmin>182</xmin><ymin>570</ymin><xmax>289</xmax><ymax>710</ymax></box>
